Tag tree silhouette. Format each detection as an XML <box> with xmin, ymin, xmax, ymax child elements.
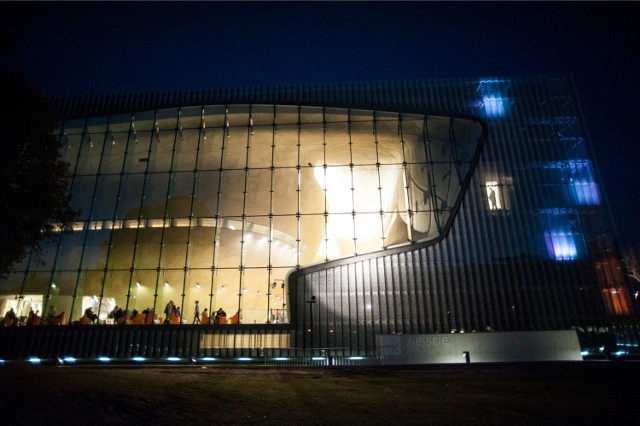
<box><xmin>0</xmin><ymin>66</ymin><xmax>76</xmax><ymax>277</ymax></box>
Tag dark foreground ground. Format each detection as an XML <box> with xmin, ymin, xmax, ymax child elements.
<box><xmin>1</xmin><ymin>361</ymin><xmax>638</xmax><ymax>425</ymax></box>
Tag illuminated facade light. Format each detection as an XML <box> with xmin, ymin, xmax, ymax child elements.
<box><xmin>540</xmin><ymin>209</ymin><xmax>582</xmax><ymax>261</ymax></box>
<box><xmin>478</xmin><ymin>79</ymin><xmax>510</xmax><ymax>117</ymax></box>
<box><xmin>482</xmin><ymin>96</ymin><xmax>507</xmax><ymax>117</ymax></box>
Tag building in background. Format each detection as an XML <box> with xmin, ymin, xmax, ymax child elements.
<box><xmin>1</xmin><ymin>76</ymin><xmax>636</xmax><ymax>361</ymax></box>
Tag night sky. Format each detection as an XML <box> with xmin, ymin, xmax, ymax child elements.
<box><xmin>2</xmin><ymin>2</ymin><xmax>639</xmax><ymax>247</ymax></box>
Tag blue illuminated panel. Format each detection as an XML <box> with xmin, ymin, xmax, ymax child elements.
<box><xmin>540</xmin><ymin>209</ymin><xmax>581</xmax><ymax>261</ymax></box>
<box><xmin>478</xmin><ymin>79</ymin><xmax>510</xmax><ymax>117</ymax></box>
<box><xmin>483</xmin><ymin>96</ymin><xmax>507</xmax><ymax>117</ymax></box>
<box><xmin>544</xmin><ymin>231</ymin><xmax>578</xmax><ymax>261</ymax></box>
<box><xmin>567</xmin><ymin>160</ymin><xmax>601</xmax><ymax>205</ymax></box>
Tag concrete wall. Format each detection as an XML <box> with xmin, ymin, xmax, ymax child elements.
<box><xmin>376</xmin><ymin>330</ymin><xmax>582</xmax><ymax>364</ymax></box>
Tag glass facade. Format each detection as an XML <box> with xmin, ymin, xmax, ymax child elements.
<box><xmin>1</xmin><ymin>76</ymin><xmax>637</xmax><ymax>360</ymax></box>
<box><xmin>0</xmin><ymin>105</ymin><xmax>483</xmax><ymax>326</ymax></box>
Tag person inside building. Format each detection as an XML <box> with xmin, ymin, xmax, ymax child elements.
<box><xmin>3</xmin><ymin>308</ymin><xmax>18</xmax><ymax>326</ymax></box>
<box><xmin>84</xmin><ymin>307</ymin><xmax>99</xmax><ymax>324</ymax></box>
<box><xmin>164</xmin><ymin>300</ymin><xmax>174</xmax><ymax>324</ymax></box>
<box><xmin>214</xmin><ymin>307</ymin><xmax>226</xmax><ymax>324</ymax></box>
<box><xmin>193</xmin><ymin>300</ymin><xmax>201</xmax><ymax>324</ymax></box>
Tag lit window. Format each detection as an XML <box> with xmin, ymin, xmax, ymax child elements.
<box><xmin>540</xmin><ymin>209</ymin><xmax>581</xmax><ymax>261</ymax></box>
<box><xmin>544</xmin><ymin>231</ymin><xmax>577</xmax><ymax>261</ymax></box>
<box><xmin>567</xmin><ymin>160</ymin><xmax>600</xmax><ymax>205</ymax></box>
<box><xmin>485</xmin><ymin>181</ymin><xmax>502</xmax><ymax>210</ymax></box>
<box><xmin>477</xmin><ymin>79</ymin><xmax>510</xmax><ymax>117</ymax></box>
<box><xmin>483</xmin><ymin>96</ymin><xmax>507</xmax><ymax>117</ymax></box>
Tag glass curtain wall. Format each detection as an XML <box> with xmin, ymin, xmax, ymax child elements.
<box><xmin>0</xmin><ymin>105</ymin><xmax>482</xmax><ymax>325</ymax></box>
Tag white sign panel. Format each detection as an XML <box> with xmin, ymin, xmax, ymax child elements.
<box><xmin>376</xmin><ymin>331</ymin><xmax>582</xmax><ymax>364</ymax></box>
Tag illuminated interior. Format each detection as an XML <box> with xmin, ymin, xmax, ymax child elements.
<box><xmin>485</xmin><ymin>181</ymin><xmax>502</xmax><ymax>210</ymax></box>
<box><xmin>478</xmin><ymin>79</ymin><xmax>510</xmax><ymax>118</ymax></box>
<box><xmin>0</xmin><ymin>105</ymin><xmax>483</xmax><ymax>324</ymax></box>
<box><xmin>540</xmin><ymin>208</ymin><xmax>582</xmax><ymax>261</ymax></box>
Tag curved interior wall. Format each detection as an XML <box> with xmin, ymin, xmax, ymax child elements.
<box><xmin>0</xmin><ymin>104</ymin><xmax>483</xmax><ymax>326</ymax></box>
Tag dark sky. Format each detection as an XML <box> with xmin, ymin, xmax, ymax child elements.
<box><xmin>2</xmin><ymin>1</ymin><xmax>639</xmax><ymax>247</ymax></box>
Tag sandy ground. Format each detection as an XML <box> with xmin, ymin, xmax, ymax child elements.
<box><xmin>1</xmin><ymin>361</ymin><xmax>638</xmax><ymax>425</ymax></box>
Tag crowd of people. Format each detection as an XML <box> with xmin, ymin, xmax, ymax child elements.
<box><xmin>2</xmin><ymin>302</ymin><xmax>235</xmax><ymax>326</ymax></box>
<box><xmin>2</xmin><ymin>307</ymin><xmax>66</xmax><ymax>326</ymax></box>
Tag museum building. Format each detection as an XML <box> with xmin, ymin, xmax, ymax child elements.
<box><xmin>0</xmin><ymin>76</ymin><xmax>637</xmax><ymax>363</ymax></box>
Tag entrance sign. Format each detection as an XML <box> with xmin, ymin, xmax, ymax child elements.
<box><xmin>376</xmin><ymin>331</ymin><xmax>582</xmax><ymax>364</ymax></box>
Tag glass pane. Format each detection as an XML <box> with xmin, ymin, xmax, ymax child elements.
<box><xmin>81</xmin><ymin>229</ymin><xmax>110</xmax><ymax>270</ymax></box>
<box><xmin>353</xmin><ymin>165</ymin><xmax>382</xmax><ymax>214</ymax></box>
<box><xmin>167</xmin><ymin>172</ymin><xmax>194</xmax><ymax>218</ymax></box>
<box><xmin>75</xmin><ymin>133</ymin><xmax>103</xmax><ymax>175</ymax></box>
<box><xmin>155</xmin><ymin>108</ymin><xmax>179</xmax><ymax>134</ymax></box>
<box><xmin>384</xmin><ymin>211</ymin><xmax>409</xmax><ymax>247</ymax></box>
<box><xmin>219</xmin><ymin>170</ymin><xmax>246</xmax><ymax>217</ymax></box>
<box><xmin>198</xmin><ymin>127</ymin><xmax>224</xmax><ymax>171</ymax></box>
<box><xmin>298</xmin><ymin>122</ymin><xmax>324</xmax><ymax>169</ymax></box>
<box><xmin>134</xmin><ymin>229</ymin><xmax>162</xmax><ymax>269</ymax></box>
<box><xmin>242</xmin><ymin>268</ymin><xmax>270</xmax><ymax>324</ymax></box>
<box><xmin>193</xmin><ymin>171</ymin><xmax>220</xmax><ymax>217</ymax></box>
<box><xmin>93</xmin><ymin>175</ymin><xmax>120</xmax><ymax>219</ymax></box>
<box><xmin>354</xmin><ymin>212</ymin><xmax>384</xmax><ymax>254</ymax></box>
<box><xmin>189</xmin><ymin>228</ymin><xmax>214</xmax><ymax>269</ymax></box>
<box><xmin>245</xmin><ymin>169</ymin><xmax>272</xmax><ymax>216</ymax></box>
<box><xmin>107</xmin><ymin>229</ymin><xmax>136</xmax><ymax>269</ymax></box>
<box><xmin>217</xmin><ymin>227</ymin><xmax>241</xmax><ymax>268</ymax></box>
<box><xmin>161</xmin><ymin>228</ymin><xmax>189</xmax><ymax>269</ymax></box>
<box><xmin>271</xmin><ymin>215</ymin><xmax>298</xmax><ymax>267</ymax></box>
<box><xmin>148</xmin><ymin>129</ymin><xmax>176</xmax><ymax>173</ymax></box>
<box><xmin>116</xmin><ymin>174</ymin><xmax>145</xmax><ymax>219</ymax></box>
<box><xmin>325</xmin><ymin>121</ymin><xmax>350</xmax><ymax>165</ymax></box>
<box><xmin>272</xmin><ymin>168</ymin><xmax>298</xmax><ymax>215</ymax></box>
<box><xmin>124</xmin><ymin>131</ymin><xmax>152</xmax><ymax>174</ymax></box>
<box><xmin>274</xmin><ymin>124</ymin><xmax>300</xmax><ymax>167</ymax></box>
<box><xmin>379</xmin><ymin>165</ymin><xmax>405</xmax><ymax>213</ymax></box>
<box><xmin>60</xmin><ymin>133</ymin><xmax>81</xmax><ymax>174</ymax></box>
<box><xmin>174</xmin><ymin>128</ymin><xmax>200</xmax><ymax>171</ymax></box>
<box><xmin>351</xmin><ymin>120</ymin><xmax>377</xmax><ymax>164</ymax></box>
<box><xmin>321</xmin><ymin>166</ymin><xmax>353</xmax><ymax>214</ymax></box>
<box><xmin>141</xmin><ymin>173</ymin><xmax>169</xmax><ymax>217</ymax></box>
<box><xmin>248</xmin><ymin>126</ymin><xmax>273</xmax><ymax>168</ymax></box>
<box><xmin>70</xmin><ymin>176</ymin><xmax>96</xmax><ymax>220</ymax></box>
<box><xmin>129</xmin><ymin>269</ymin><xmax>157</xmax><ymax>312</ymax></box>
<box><xmin>300</xmin><ymin>166</ymin><xmax>325</xmax><ymax>214</ymax></box>
<box><xmin>99</xmin><ymin>131</ymin><xmax>126</xmax><ymax>174</ymax></box>
<box><xmin>299</xmin><ymin>214</ymin><xmax>326</xmax><ymax>265</ymax></box>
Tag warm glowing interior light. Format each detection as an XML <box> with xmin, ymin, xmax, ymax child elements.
<box><xmin>314</xmin><ymin>166</ymin><xmax>400</xmax><ymax>258</ymax></box>
<box><xmin>485</xmin><ymin>181</ymin><xmax>502</xmax><ymax>210</ymax></box>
